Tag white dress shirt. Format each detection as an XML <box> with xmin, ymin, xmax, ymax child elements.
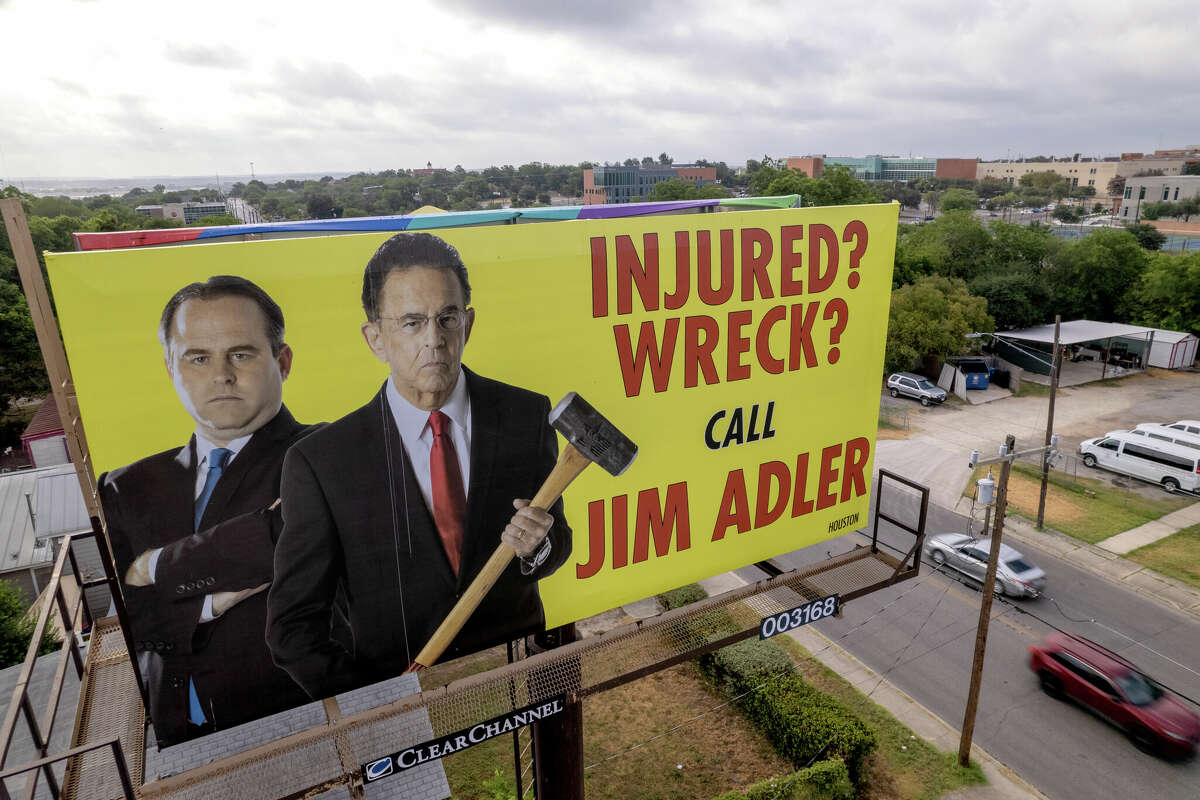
<box><xmin>384</xmin><ymin>371</ymin><xmax>550</xmax><ymax>572</ymax></box>
<box><xmin>385</xmin><ymin>371</ymin><xmax>472</xmax><ymax>513</ymax></box>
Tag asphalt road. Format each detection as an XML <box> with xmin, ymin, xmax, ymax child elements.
<box><xmin>739</xmin><ymin>487</ymin><xmax>1200</xmax><ymax>800</ymax></box>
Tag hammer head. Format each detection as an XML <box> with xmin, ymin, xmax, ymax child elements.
<box><xmin>548</xmin><ymin>392</ymin><xmax>638</xmax><ymax>476</ymax></box>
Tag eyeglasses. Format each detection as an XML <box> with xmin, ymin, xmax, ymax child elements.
<box><xmin>379</xmin><ymin>310</ymin><xmax>469</xmax><ymax>336</ymax></box>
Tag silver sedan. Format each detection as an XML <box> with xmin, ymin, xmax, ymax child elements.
<box><xmin>924</xmin><ymin>533</ymin><xmax>1046</xmax><ymax>598</ymax></box>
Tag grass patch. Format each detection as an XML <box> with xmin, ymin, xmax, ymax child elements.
<box><xmin>1128</xmin><ymin>523</ymin><xmax>1200</xmax><ymax>591</ymax></box>
<box><xmin>773</xmin><ymin>637</ymin><xmax>984</xmax><ymax>800</ymax></box>
<box><xmin>965</xmin><ymin>463</ymin><xmax>1189</xmax><ymax>543</ymax></box>
<box><xmin>878</xmin><ymin>416</ymin><xmax>904</xmax><ymax>431</ymax></box>
<box><xmin>583</xmin><ymin>661</ymin><xmax>794</xmax><ymax>800</ymax></box>
<box><xmin>1012</xmin><ymin>381</ymin><xmax>1051</xmax><ymax>397</ymax></box>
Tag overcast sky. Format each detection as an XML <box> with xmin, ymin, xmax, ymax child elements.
<box><xmin>3</xmin><ymin>0</ymin><xmax>1198</xmax><ymax>178</ymax></box>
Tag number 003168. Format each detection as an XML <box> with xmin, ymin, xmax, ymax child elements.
<box><xmin>759</xmin><ymin>595</ymin><xmax>839</xmax><ymax>639</ymax></box>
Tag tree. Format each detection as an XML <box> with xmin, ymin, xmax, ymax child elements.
<box><xmin>1107</xmin><ymin>175</ymin><xmax>1126</xmax><ymax>196</ymax></box>
<box><xmin>921</xmin><ymin>190</ymin><xmax>941</xmax><ymax>215</ymax></box>
<box><xmin>1046</xmin><ymin>228</ymin><xmax>1148</xmax><ymax>320</ymax></box>
<box><xmin>304</xmin><ymin>189</ymin><xmax>335</xmax><ymax>219</ymax></box>
<box><xmin>940</xmin><ymin>188</ymin><xmax>979</xmax><ymax>213</ymax></box>
<box><xmin>1183</xmin><ymin>161</ymin><xmax>1200</xmax><ymax>176</ymax></box>
<box><xmin>1052</xmin><ymin>205</ymin><xmax>1083</xmax><ymax>223</ymax></box>
<box><xmin>1132</xmin><ymin>251</ymin><xmax>1200</xmax><ymax>334</ymax></box>
<box><xmin>640</xmin><ymin>156</ymin><xmax>655</xmax><ymax>168</ymax></box>
<box><xmin>969</xmin><ymin>268</ymin><xmax>1053</xmax><ymax>331</ymax></box>
<box><xmin>1018</xmin><ymin>171</ymin><xmax>1065</xmax><ymax>191</ymax></box>
<box><xmin>192</xmin><ymin>214</ymin><xmax>240</xmax><ymax>227</ymax></box>
<box><xmin>885</xmin><ymin>276</ymin><xmax>993</xmax><ymax>374</ymax></box>
<box><xmin>1138</xmin><ymin>201</ymin><xmax>1170</xmax><ymax>221</ymax></box>
<box><xmin>647</xmin><ymin>178</ymin><xmax>699</xmax><ymax>201</ymax></box>
<box><xmin>0</xmin><ymin>580</ymin><xmax>59</xmax><ymax>668</ymax></box>
<box><xmin>1125</xmin><ymin>222</ymin><xmax>1167</xmax><ymax>250</ymax></box>
<box><xmin>0</xmin><ymin>282</ymin><xmax>48</xmax><ymax>417</ymax></box>
<box><xmin>894</xmin><ymin>211</ymin><xmax>992</xmax><ymax>282</ymax></box>
<box><xmin>877</xmin><ymin>182</ymin><xmax>922</xmax><ymax>209</ymax></box>
<box><xmin>657</xmin><ymin>152</ymin><xmax>673</xmax><ymax>166</ymax></box>
<box><xmin>1177</xmin><ymin>196</ymin><xmax>1199</xmax><ymax>221</ymax></box>
<box><xmin>986</xmin><ymin>192</ymin><xmax>1021</xmax><ymax>214</ymax></box>
<box><xmin>806</xmin><ymin>164</ymin><xmax>878</xmax><ymax>206</ymax></box>
<box><xmin>242</xmin><ymin>184</ymin><xmax>266</xmax><ymax>205</ymax></box>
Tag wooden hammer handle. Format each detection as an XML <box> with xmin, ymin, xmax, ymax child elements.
<box><xmin>409</xmin><ymin>443</ymin><xmax>591</xmax><ymax>670</ymax></box>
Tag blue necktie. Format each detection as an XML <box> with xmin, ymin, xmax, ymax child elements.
<box><xmin>188</xmin><ymin>447</ymin><xmax>231</xmax><ymax>726</ymax></box>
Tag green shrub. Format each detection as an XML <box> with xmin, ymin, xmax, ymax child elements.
<box><xmin>701</xmin><ymin>638</ymin><xmax>795</xmax><ymax>690</ymax></box>
<box><xmin>701</xmin><ymin>639</ymin><xmax>876</xmax><ymax>786</ymax></box>
<box><xmin>660</xmin><ymin>583</ymin><xmax>707</xmax><ymax>610</ymax></box>
<box><xmin>480</xmin><ymin>768</ymin><xmax>516</xmax><ymax>800</ymax></box>
<box><xmin>0</xmin><ymin>580</ymin><xmax>59</xmax><ymax>668</ymax></box>
<box><xmin>712</xmin><ymin>758</ymin><xmax>853</xmax><ymax>800</ymax></box>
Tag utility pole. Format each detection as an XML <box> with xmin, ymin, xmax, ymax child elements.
<box><xmin>959</xmin><ymin>433</ymin><xmax>1015</xmax><ymax>767</ymax></box>
<box><xmin>1037</xmin><ymin>315</ymin><xmax>1062</xmax><ymax>528</ymax></box>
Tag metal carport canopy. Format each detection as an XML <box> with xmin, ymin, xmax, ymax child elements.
<box><xmin>996</xmin><ymin>319</ymin><xmax>1156</xmax><ymax>345</ymax></box>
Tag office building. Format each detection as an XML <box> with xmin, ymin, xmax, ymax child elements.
<box><xmin>786</xmin><ymin>156</ymin><xmax>977</xmax><ymax>182</ymax></box>
<box><xmin>583</xmin><ymin>164</ymin><xmax>717</xmax><ymax>204</ymax></box>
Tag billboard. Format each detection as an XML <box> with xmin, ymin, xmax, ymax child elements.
<box><xmin>46</xmin><ymin>203</ymin><xmax>897</xmax><ymax>744</ymax></box>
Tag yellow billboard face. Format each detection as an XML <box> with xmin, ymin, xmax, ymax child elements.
<box><xmin>47</xmin><ymin>204</ymin><xmax>895</xmax><ymax>741</ymax></box>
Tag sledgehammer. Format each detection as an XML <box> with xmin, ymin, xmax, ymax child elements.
<box><xmin>405</xmin><ymin>392</ymin><xmax>637</xmax><ymax>672</ymax></box>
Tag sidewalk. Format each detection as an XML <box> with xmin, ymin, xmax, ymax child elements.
<box><xmin>1094</xmin><ymin>499</ymin><xmax>1200</xmax><ymax>554</ymax></box>
<box><xmin>697</xmin><ymin>573</ymin><xmax>1045</xmax><ymax>800</ymax></box>
<box><xmin>952</xmin><ymin>496</ymin><xmax>1200</xmax><ymax>620</ymax></box>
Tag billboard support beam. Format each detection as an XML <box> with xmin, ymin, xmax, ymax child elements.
<box><xmin>0</xmin><ymin>199</ymin><xmax>150</xmax><ymax>716</ymax></box>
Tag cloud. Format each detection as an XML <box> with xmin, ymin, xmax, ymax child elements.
<box><xmin>441</xmin><ymin>0</ymin><xmax>669</xmax><ymax>32</ymax></box>
<box><xmin>167</xmin><ymin>43</ymin><xmax>249</xmax><ymax>69</ymax></box>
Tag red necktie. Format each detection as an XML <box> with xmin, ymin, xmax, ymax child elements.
<box><xmin>429</xmin><ymin>410</ymin><xmax>467</xmax><ymax>576</ymax></box>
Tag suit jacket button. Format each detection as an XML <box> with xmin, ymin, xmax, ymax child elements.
<box><xmin>171</xmin><ymin>677</ymin><xmax>183</xmax><ymax>689</ymax></box>
<box><xmin>175</xmin><ymin>586</ymin><xmax>185</xmax><ymax>594</ymax></box>
<box><xmin>166</xmin><ymin>643</ymin><xmax>174</xmax><ymax>651</ymax></box>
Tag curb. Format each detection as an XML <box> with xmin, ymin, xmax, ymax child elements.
<box><xmin>699</xmin><ymin>573</ymin><xmax>1045</xmax><ymax>799</ymax></box>
<box><xmin>951</xmin><ymin>496</ymin><xmax>1200</xmax><ymax>620</ymax></box>
<box><xmin>794</xmin><ymin>625</ymin><xmax>1047</xmax><ymax>800</ymax></box>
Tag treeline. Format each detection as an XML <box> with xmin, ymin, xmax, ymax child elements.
<box><xmin>885</xmin><ymin>210</ymin><xmax>1198</xmax><ymax>373</ymax></box>
<box><xmin>233</xmin><ymin>157</ymin><xmax>747</xmax><ymax>218</ymax></box>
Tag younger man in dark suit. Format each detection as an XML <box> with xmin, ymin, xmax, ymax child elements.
<box><xmin>267</xmin><ymin>233</ymin><xmax>572</xmax><ymax>699</ymax></box>
<box><xmin>99</xmin><ymin>276</ymin><xmax>312</xmax><ymax>746</ymax></box>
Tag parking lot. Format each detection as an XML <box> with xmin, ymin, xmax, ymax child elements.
<box><xmin>879</xmin><ymin>368</ymin><xmax>1200</xmax><ymax>505</ymax></box>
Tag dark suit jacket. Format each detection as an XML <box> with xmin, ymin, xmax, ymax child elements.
<box><xmin>266</xmin><ymin>368</ymin><xmax>572</xmax><ymax>699</ymax></box>
<box><xmin>99</xmin><ymin>406</ymin><xmax>314</xmax><ymax>746</ymax></box>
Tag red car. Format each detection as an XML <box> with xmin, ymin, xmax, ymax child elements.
<box><xmin>1029</xmin><ymin>632</ymin><xmax>1200</xmax><ymax>759</ymax></box>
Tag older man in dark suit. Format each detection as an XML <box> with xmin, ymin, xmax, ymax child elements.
<box><xmin>266</xmin><ymin>233</ymin><xmax>572</xmax><ymax>700</ymax></box>
<box><xmin>99</xmin><ymin>276</ymin><xmax>312</xmax><ymax>746</ymax></box>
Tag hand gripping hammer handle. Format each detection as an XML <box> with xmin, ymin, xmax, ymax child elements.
<box><xmin>405</xmin><ymin>392</ymin><xmax>636</xmax><ymax>672</ymax></box>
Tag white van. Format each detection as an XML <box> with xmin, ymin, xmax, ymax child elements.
<box><xmin>1131</xmin><ymin>423</ymin><xmax>1200</xmax><ymax>451</ymax></box>
<box><xmin>1166</xmin><ymin>420</ymin><xmax>1200</xmax><ymax>437</ymax></box>
<box><xmin>1079</xmin><ymin>431</ymin><xmax>1200</xmax><ymax>493</ymax></box>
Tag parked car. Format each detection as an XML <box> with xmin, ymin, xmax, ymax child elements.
<box><xmin>1079</xmin><ymin>431</ymin><xmax>1200</xmax><ymax>494</ymax></box>
<box><xmin>886</xmin><ymin>372</ymin><xmax>947</xmax><ymax>406</ymax></box>
<box><xmin>1028</xmin><ymin>632</ymin><xmax>1200</xmax><ymax>759</ymax></box>
<box><xmin>924</xmin><ymin>533</ymin><xmax>1046</xmax><ymax>597</ymax></box>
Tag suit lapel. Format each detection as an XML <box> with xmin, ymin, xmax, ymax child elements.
<box><xmin>166</xmin><ymin>440</ymin><xmax>199</xmax><ymax>544</ymax></box>
<box><xmin>373</xmin><ymin>387</ymin><xmax>424</xmax><ymax>555</ymax></box>
<box><xmin>462</xmin><ymin>369</ymin><xmax>499</xmax><ymax>586</ymax></box>
<box><xmin>197</xmin><ymin>406</ymin><xmax>298</xmax><ymax>530</ymax></box>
